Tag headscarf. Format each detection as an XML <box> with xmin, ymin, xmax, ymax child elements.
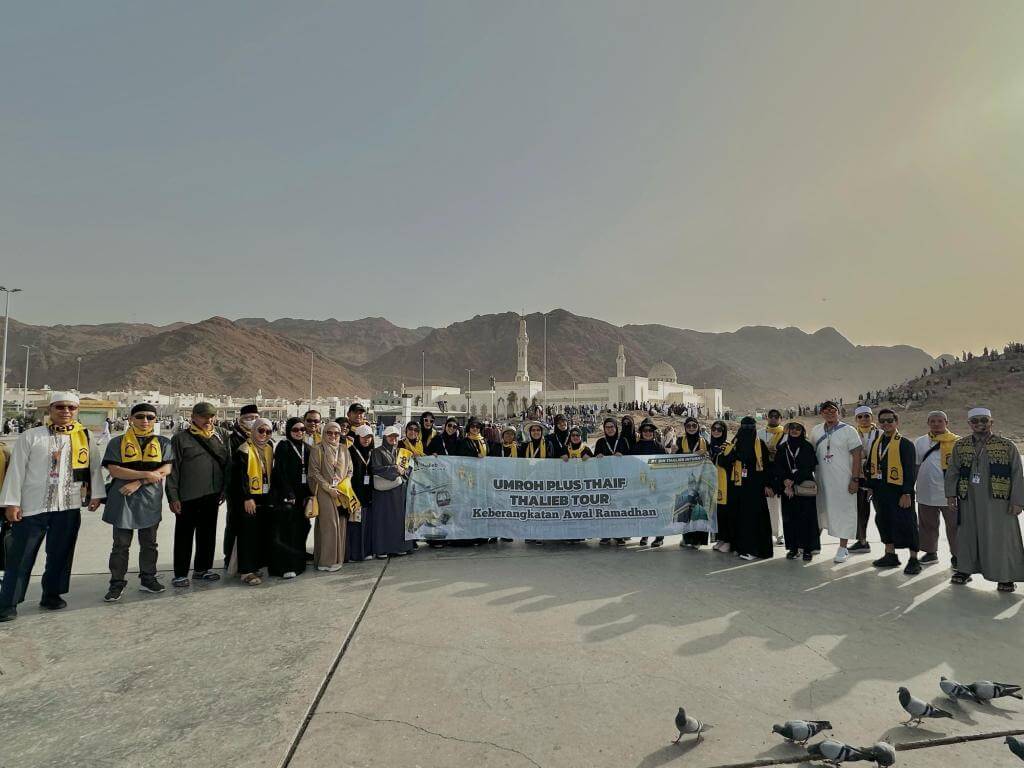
<box><xmin>285</xmin><ymin>416</ymin><xmax>305</xmax><ymax>447</ymax></box>
<box><xmin>620</xmin><ymin>416</ymin><xmax>636</xmax><ymax>445</ymax></box>
<box><xmin>733</xmin><ymin>416</ymin><xmax>759</xmax><ymax>464</ymax></box>
<box><xmin>708</xmin><ymin>420</ymin><xmax>729</xmax><ymax>459</ymax></box>
<box><xmin>251</xmin><ymin>417</ymin><xmax>273</xmax><ymax>446</ymax></box>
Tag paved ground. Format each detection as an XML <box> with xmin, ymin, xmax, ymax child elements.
<box><xmin>1</xmin><ymin>509</ymin><xmax>1023</xmax><ymax>767</ymax></box>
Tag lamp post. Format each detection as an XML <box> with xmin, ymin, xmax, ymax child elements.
<box><xmin>421</xmin><ymin>350</ymin><xmax>425</xmax><ymax>401</ymax></box>
<box><xmin>465</xmin><ymin>368</ymin><xmax>473</xmax><ymax>414</ymax></box>
<box><xmin>20</xmin><ymin>344</ymin><xmax>35</xmax><ymax>417</ymax></box>
<box><xmin>0</xmin><ymin>286</ymin><xmax>22</xmax><ymax>420</ymax></box>
<box><xmin>76</xmin><ymin>356</ymin><xmax>82</xmax><ymax>392</ymax></box>
<box><xmin>309</xmin><ymin>349</ymin><xmax>314</xmax><ymax>403</ymax></box>
<box><xmin>543</xmin><ymin>312</ymin><xmax>547</xmax><ymax>415</ymax></box>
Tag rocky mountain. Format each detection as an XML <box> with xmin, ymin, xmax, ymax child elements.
<box><xmin>44</xmin><ymin>317</ymin><xmax>369</xmax><ymax>398</ymax></box>
<box><xmin>360</xmin><ymin>310</ymin><xmax>936</xmax><ymax>408</ymax></box>
<box><xmin>235</xmin><ymin>317</ymin><xmax>431</xmax><ymax>366</ymax></box>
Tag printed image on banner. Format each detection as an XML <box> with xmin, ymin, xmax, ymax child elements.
<box><xmin>405</xmin><ymin>454</ymin><xmax>717</xmax><ymax>541</ymax></box>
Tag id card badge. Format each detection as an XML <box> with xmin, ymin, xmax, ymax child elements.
<box><xmin>301</xmin><ymin>471</ymin><xmax>307</xmax><ymax>484</ymax></box>
<box><xmin>824</xmin><ymin>453</ymin><xmax>834</xmax><ymax>464</ymax></box>
<box><xmin>873</xmin><ymin>472</ymin><xmax>883</xmax><ymax>480</ymax></box>
<box><xmin>48</xmin><ymin>469</ymin><xmax>61</xmax><ymax>487</ymax></box>
<box><xmin>262</xmin><ymin>483</ymin><xmax>270</xmax><ymax>495</ymax></box>
<box><xmin>971</xmin><ymin>473</ymin><xmax>981</xmax><ymax>485</ymax></box>
<box><xmin>741</xmin><ymin>468</ymin><xmax>748</xmax><ymax>479</ymax></box>
<box><xmin>363</xmin><ymin>475</ymin><xmax>370</xmax><ymax>486</ymax></box>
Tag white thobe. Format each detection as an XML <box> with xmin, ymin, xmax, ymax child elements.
<box><xmin>810</xmin><ymin>421</ymin><xmax>861</xmax><ymax>539</ymax></box>
<box><xmin>0</xmin><ymin>425</ymin><xmax>105</xmax><ymax>516</ymax></box>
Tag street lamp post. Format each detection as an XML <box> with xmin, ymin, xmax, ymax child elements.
<box><xmin>309</xmin><ymin>350</ymin><xmax>314</xmax><ymax>403</ymax></box>
<box><xmin>465</xmin><ymin>369</ymin><xmax>473</xmax><ymax>414</ymax></box>
<box><xmin>20</xmin><ymin>344</ymin><xmax>35</xmax><ymax>417</ymax></box>
<box><xmin>0</xmin><ymin>286</ymin><xmax>22</xmax><ymax>420</ymax></box>
<box><xmin>543</xmin><ymin>313</ymin><xmax>547</xmax><ymax>415</ymax></box>
<box><xmin>76</xmin><ymin>356</ymin><xmax>82</xmax><ymax>392</ymax></box>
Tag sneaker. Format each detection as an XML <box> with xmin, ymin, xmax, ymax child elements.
<box><xmin>192</xmin><ymin>570</ymin><xmax>221</xmax><ymax>582</ymax></box>
<box><xmin>139</xmin><ymin>576</ymin><xmax>165</xmax><ymax>593</ymax></box>
<box><xmin>739</xmin><ymin>553</ymin><xmax>757</xmax><ymax>561</ymax></box>
<box><xmin>833</xmin><ymin>547</ymin><xmax>849</xmax><ymax>564</ymax></box>
<box><xmin>786</xmin><ymin>550</ymin><xmax>799</xmax><ymax>560</ymax></box>
<box><xmin>39</xmin><ymin>595</ymin><xmax>67</xmax><ymax>610</ymax></box>
<box><xmin>104</xmin><ymin>584</ymin><xmax>125</xmax><ymax>602</ymax></box>
<box><xmin>614</xmin><ymin>538</ymin><xmax>627</xmax><ymax>546</ymax></box>
<box><xmin>872</xmin><ymin>553</ymin><xmax>901</xmax><ymax>568</ymax></box>
<box><xmin>650</xmin><ymin>537</ymin><xmax>664</xmax><ymax>548</ymax></box>
<box><xmin>775</xmin><ymin>536</ymin><xmax>785</xmax><ymax>546</ymax></box>
<box><xmin>638</xmin><ymin>537</ymin><xmax>649</xmax><ymax>546</ymax></box>
<box><xmin>904</xmin><ymin>559</ymin><xmax>922</xmax><ymax>576</ymax></box>
<box><xmin>919</xmin><ymin>552</ymin><xmax>939</xmax><ymax>565</ymax></box>
<box><xmin>599</xmin><ymin>538</ymin><xmax>611</xmax><ymax>546</ymax></box>
<box><xmin>172</xmin><ymin>576</ymin><xmax>190</xmax><ymax>588</ymax></box>
<box><xmin>802</xmin><ymin>552</ymin><xmax>813</xmax><ymax>562</ymax></box>
<box><xmin>848</xmin><ymin>541</ymin><xmax>871</xmax><ymax>552</ymax></box>
<box><xmin>282</xmin><ymin>571</ymin><xmax>297</xmax><ymax>579</ymax></box>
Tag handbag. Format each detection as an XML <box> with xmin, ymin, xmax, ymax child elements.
<box><xmin>373</xmin><ymin>475</ymin><xmax>404</xmax><ymax>492</ymax></box>
<box><xmin>304</xmin><ymin>496</ymin><xmax>319</xmax><ymax>519</ymax></box>
<box><xmin>794</xmin><ymin>480</ymin><xmax>818</xmax><ymax>497</ymax></box>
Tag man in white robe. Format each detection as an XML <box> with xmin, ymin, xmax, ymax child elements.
<box><xmin>809</xmin><ymin>401</ymin><xmax>864</xmax><ymax>563</ymax></box>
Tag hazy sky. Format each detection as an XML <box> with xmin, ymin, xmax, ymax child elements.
<box><xmin>2</xmin><ymin>2</ymin><xmax>1021</xmax><ymax>355</ymax></box>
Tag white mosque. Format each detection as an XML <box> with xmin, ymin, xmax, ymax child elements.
<box><xmin>405</xmin><ymin>316</ymin><xmax>723</xmax><ymax>418</ymax></box>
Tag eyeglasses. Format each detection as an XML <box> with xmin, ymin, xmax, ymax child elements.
<box><xmin>290</xmin><ymin>427</ymin><xmax>306</xmax><ymax>433</ymax></box>
<box><xmin>969</xmin><ymin>417</ymin><xmax>990</xmax><ymax>424</ymax></box>
<box><xmin>711</xmin><ymin>427</ymin><xmax>724</xmax><ymax>432</ymax></box>
<box><xmin>52</xmin><ymin>404</ymin><xmax>78</xmax><ymax>411</ymax></box>
<box><xmin>305</xmin><ymin>419</ymin><xmax>321</xmax><ymax>425</ymax></box>
<box><xmin>133</xmin><ymin>414</ymin><xmax>157</xmax><ymax>421</ymax></box>
<box><xmin>878</xmin><ymin>418</ymin><xmax>896</xmax><ymax>424</ymax></box>
<box><xmin>256</xmin><ymin>428</ymin><xmax>272</xmax><ymax>435</ymax></box>
<box><xmin>856</xmin><ymin>414</ymin><xmax>871</xmax><ymax>419</ymax></box>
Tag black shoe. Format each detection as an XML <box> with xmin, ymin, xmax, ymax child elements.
<box><xmin>951</xmin><ymin>555</ymin><xmax>958</xmax><ymax>569</ymax></box>
<box><xmin>651</xmin><ymin>537</ymin><xmax>664</xmax><ymax>548</ymax></box>
<box><xmin>304</xmin><ymin>551</ymin><xmax>314</xmax><ymax>562</ymax></box>
<box><xmin>499</xmin><ymin>538</ymin><xmax>513</xmax><ymax>542</ymax></box>
<box><xmin>872</xmin><ymin>553</ymin><xmax>901</xmax><ymax>568</ymax></box>
<box><xmin>614</xmin><ymin>538</ymin><xmax>627</xmax><ymax>546</ymax></box>
<box><xmin>599</xmin><ymin>538</ymin><xmax>611</xmax><ymax>545</ymax></box>
<box><xmin>802</xmin><ymin>552</ymin><xmax>813</xmax><ymax>562</ymax></box>
<box><xmin>638</xmin><ymin>537</ymin><xmax>649</xmax><ymax>546</ymax></box>
<box><xmin>904</xmin><ymin>559</ymin><xmax>922</xmax><ymax>576</ymax></box>
<box><xmin>0</xmin><ymin>606</ymin><xmax>17</xmax><ymax>622</ymax></box>
<box><xmin>39</xmin><ymin>595</ymin><xmax>67</xmax><ymax>610</ymax></box>
<box><xmin>104</xmin><ymin>584</ymin><xmax>125</xmax><ymax>602</ymax></box>
<box><xmin>139</xmin><ymin>576</ymin><xmax>166</xmax><ymax>594</ymax></box>
<box><xmin>786</xmin><ymin>550</ymin><xmax>799</xmax><ymax>560</ymax></box>
<box><xmin>848</xmin><ymin>541</ymin><xmax>871</xmax><ymax>552</ymax></box>
<box><xmin>919</xmin><ymin>552</ymin><xmax>939</xmax><ymax>564</ymax></box>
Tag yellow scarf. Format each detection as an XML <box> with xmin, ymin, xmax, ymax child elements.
<box><xmin>869</xmin><ymin>431</ymin><xmax>904</xmax><ymax>486</ymax></box>
<box><xmin>568</xmin><ymin>444</ymin><xmax>585</xmax><ymax>458</ymax></box>
<box><xmin>121</xmin><ymin>426</ymin><xmax>162</xmax><ymax>464</ymax></box>
<box><xmin>502</xmin><ymin>442</ymin><xmax>519</xmax><ymax>458</ymax></box>
<box><xmin>53</xmin><ymin>422</ymin><xmax>90</xmax><ymax>471</ymax></box>
<box><xmin>928</xmin><ymin>430</ymin><xmax>959</xmax><ymax>470</ymax></box>
<box><xmin>857</xmin><ymin>422</ymin><xmax>878</xmax><ymax>436</ymax></box>
<box><xmin>716</xmin><ymin>443</ymin><xmax>733</xmax><ymax>505</ymax></box>
<box><xmin>764</xmin><ymin>425</ymin><xmax>785</xmax><ymax>450</ymax></box>
<box><xmin>730</xmin><ymin>438</ymin><xmax>764</xmax><ymax>486</ymax></box>
<box><xmin>468</xmin><ymin>435</ymin><xmax>488</xmax><ymax>457</ymax></box>
<box><xmin>525</xmin><ymin>439</ymin><xmax>547</xmax><ymax>459</ymax></box>
<box><xmin>190</xmin><ymin>422</ymin><xmax>215</xmax><ymax>439</ymax></box>
<box><xmin>402</xmin><ymin>437</ymin><xmax>425</xmax><ymax>457</ymax></box>
<box><xmin>246</xmin><ymin>440</ymin><xmax>273</xmax><ymax>495</ymax></box>
<box><xmin>309</xmin><ymin>431</ymin><xmax>322</xmax><ymax>446</ymax></box>
<box><xmin>681</xmin><ymin>435</ymin><xmax>708</xmax><ymax>454</ymax></box>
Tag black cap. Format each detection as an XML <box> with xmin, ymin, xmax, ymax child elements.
<box><xmin>819</xmin><ymin>400</ymin><xmax>840</xmax><ymax>411</ymax></box>
<box><xmin>347</xmin><ymin>402</ymin><xmax>366</xmax><ymax>413</ymax></box>
<box><xmin>240</xmin><ymin>404</ymin><xmax>259</xmax><ymax>416</ymax></box>
<box><xmin>131</xmin><ymin>402</ymin><xmax>158</xmax><ymax>416</ymax></box>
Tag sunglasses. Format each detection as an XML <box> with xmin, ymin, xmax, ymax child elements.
<box><xmin>711</xmin><ymin>427</ymin><xmax>724</xmax><ymax>432</ymax></box>
<box><xmin>52</xmin><ymin>404</ymin><xmax>78</xmax><ymax>411</ymax></box>
<box><xmin>856</xmin><ymin>413</ymin><xmax>871</xmax><ymax>419</ymax></box>
<box><xmin>969</xmin><ymin>417</ymin><xmax>990</xmax><ymax>424</ymax></box>
<box><xmin>879</xmin><ymin>418</ymin><xmax>896</xmax><ymax>424</ymax></box>
<box><xmin>255</xmin><ymin>428</ymin><xmax>272</xmax><ymax>435</ymax></box>
<box><xmin>305</xmin><ymin>419</ymin><xmax>321</xmax><ymax>425</ymax></box>
<box><xmin>290</xmin><ymin>427</ymin><xmax>306</xmax><ymax>433</ymax></box>
<box><xmin>133</xmin><ymin>414</ymin><xmax>157</xmax><ymax>421</ymax></box>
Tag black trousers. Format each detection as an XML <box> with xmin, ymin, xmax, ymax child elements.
<box><xmin>0</xmin><ymin>509</ymin><xmax>81</xmax><ymax>608</ymax></box>
<box><xmin>856</xmin><ymin>488</ymin><xmax>872</xmax><ymax>542</ymax></box>
<box><xmin>874</xmin><ymin>488</ymin><xmax>919</xmax><ymax>551</ymax></box>
<box><xmin>109</xmin><ymin>524</ymin><xmax>159</xmax><ymax>586</ymax></box>
<box><xmin>173</xmin><ymin>493</ymin><xmax>220</xmax><ymax>578</ymax></box>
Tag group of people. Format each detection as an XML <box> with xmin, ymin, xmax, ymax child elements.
<box><xmin>0</xmin><ymin>393</ymin><xmax>1021</xmax><ymax>623</ymax></box>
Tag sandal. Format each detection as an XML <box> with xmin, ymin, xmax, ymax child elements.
<box><xmin>950</xmin><ymin>572</ymin><xmax>972</xmax><ymax>585</ymax></box>
<box><xmin>997</xmin><ymin>582</ymin><xmax>1017</xmax><ymax>593</ymax></box>
<box><xmin>241</xmin><ymin>573</ymin><xmax>262</xmax><ymax>586</ymax></box>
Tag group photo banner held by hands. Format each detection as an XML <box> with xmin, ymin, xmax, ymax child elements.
<box><xmin>405</xmin><ymin>454</ymin><xmax>719</xmax><ymax>541</ymax></box>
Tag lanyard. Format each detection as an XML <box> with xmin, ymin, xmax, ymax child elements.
<box><xmin>253</xmin><ymin>443</ymin><xmax>270</xmax><ymax>482</ymax></box>
<box><xmin>289</xmin><ymin>441</ymin><xmax>306</xmax><ymax>464</ymax></box>
<box><xmin>607</xmin><ymin>437</ymin><xmax>620</xmax><ymax>454</ymax></box>
<box><xmin>785</xmin><ymin>443</ymin><xmax>801</xmax><ymax>474</ymax></box>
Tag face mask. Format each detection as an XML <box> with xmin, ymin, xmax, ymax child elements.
<box><xmin>241</xmin><ymin>416</ymin><xmax>258</xmax><ymax>428</ymax></box>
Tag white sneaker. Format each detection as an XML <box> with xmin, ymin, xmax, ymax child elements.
<box><xmin>739</xmin><ymin>553</ymin><xmax>756</xmax><ymax>561</ymax></box>
<box><xmin>718</xmin><ymin>543</ymin><xmax>731</xmax><ymax>553</ymax></box>
<box><xmin>282</xmin><ymin>571</ymin><xmax>297</xmax><ymax>579</ymax></box>
<box><xmin>775</xmin><ymin>536</ymin><xmax>785</xmax><ymax>546</ymax></box>
<box><xmin>834</xmin><ymin>547</ymin><xmax>850</xmax><ymax>564</ymax></box>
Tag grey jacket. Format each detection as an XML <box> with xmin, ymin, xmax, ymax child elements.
<box><xmin>166</xmin><ymin>427</ymin><xmax>231</xmax><ymax>503</ymax></box>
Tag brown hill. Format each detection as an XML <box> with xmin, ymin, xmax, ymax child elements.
<box><xmin>3</xmin><ymin>319</ymin><xmax>187</xmax><ymax>390</ymax></box>
<box><xmin>236</xmin><ymin>317</ymin><xmax>431</xmax><ymax>366</ymax></box>
<box><xmin>359</xmin><ymin>310</ymin><xmax>935</xmax><ymax>408</ymax></box>
<box><xmin>45</xmin><ymin>317</ymin><xmax>369</xmax><ymax>398</ymax></box>
<box><xmin>864</xmin><ymin>350</ymin><xmax>1024</xmax><ymax>445</ymax></box>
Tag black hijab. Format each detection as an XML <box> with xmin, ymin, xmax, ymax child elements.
<box><xmin>620</xmin><ymin>416</ymin><xmax>636</xmax><ymax>445</ymax></box>
<box><xmin>708</xmin><ymin>420</ymin><xmax>729</xmax><ymax>459</ymax></box>
<box><xmin>733</xmin><ymin>416</ymin><xmax>759</xmax><ymax>464</ymax></box>
<box><xmin>285</xmin><ymin>417</ymin><xmax>305</xmax><ymax>447</ymax></box>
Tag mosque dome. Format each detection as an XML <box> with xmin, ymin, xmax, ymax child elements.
<box><xmin>647</xmin><ymin>360</ymin><xmax>677</xmax><ymax>383</ymax></box>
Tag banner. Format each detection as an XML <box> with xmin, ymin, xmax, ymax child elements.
<box><xmin>405</xmin><ymin>454</ymin><xmax>718</xmax><ymax>541</ymax></box>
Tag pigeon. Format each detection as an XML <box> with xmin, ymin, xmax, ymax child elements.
<box><xmin>772</xmin><ymin>719</ymin><xmax>833</xmax><ymax>745</ymax></box>
<box><xmin>805</xmin><ymin>738</ymin><xmax>870</xmax><ymax>764</ymax></box>
<box><xmin>1006</xmin><ymin>735</ymin><xmax>1024</xmax><ymax>761</ymax></box>
<box><xmin>863</xmin><ymin>741</ymin><xmax>897</xmax><ymax>767</ymax></box>
<box><xmin>673</xmin><ymin>707</ymin><xmax>710</xmax><ymax>744</ymax></box>
<box><xmin>967</xmin><ymin>680</ymin><xmax>1023</xmax><ymax>702</ymax></box>
<box><xmin>897</xmin><ymin>687</ymin><xmax>953</xmax><ymax>726</ymax></box>
<box><xmin>939</xmin><ymin>676</ymin><xmax>982</xmax><ymax>704</ymax></box>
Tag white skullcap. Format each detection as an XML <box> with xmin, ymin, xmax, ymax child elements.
<box><xmin>383</xmin><ymin>425</ymin><xmax>401</xmax><ymax>437</ymax></box>
<box><xmin>967</xmin><ymin>407</ymin><xmax>992</xmax><ymax>419</ymax></box>
<box><xmin>49</xmin><ymin>391</ymin><xmax>80</xmax><ymax>405</ymax></box>
<box><xmin>854</xmin><ymin>405</ymin><xmax>872</xmax><ymax>416</ymax></box>
<box><xmin>353</xmin><ymin>424</ymin><xmax>373</xmax><ymax>437</ymax></box>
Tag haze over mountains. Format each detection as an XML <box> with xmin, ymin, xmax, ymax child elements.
<box><xmin>3</xmin><ymin>311</ymin><xmax>937</xmax><ymax>408</ymax></box>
